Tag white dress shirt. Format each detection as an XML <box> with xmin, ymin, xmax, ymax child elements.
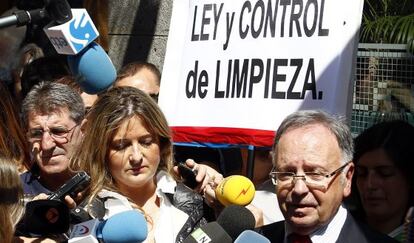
<box><xmin>97</xmin><ymin>171</ymin><xmax>189</xmax><ymax>243</ymax></box>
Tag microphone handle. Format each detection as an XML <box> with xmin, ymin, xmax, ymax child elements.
<box><xmin>0</xmin><ymin>9</ymin><xmax>47</xmax><ymax>29</ymax></box>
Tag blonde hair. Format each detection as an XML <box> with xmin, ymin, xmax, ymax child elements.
<box><xmin>0</xmin><ymin>83</ymin><xmax>29</xmax><ymax>172</ymax></box>
<box><xmin>70</xmin><ymin>86</ymin><xmax>176</xmax><ymax>210</ymax></box>
<box><xmin>0</xmin><ymin>156</ymin><xmax>24</xmax><ymax>243</ymax></box>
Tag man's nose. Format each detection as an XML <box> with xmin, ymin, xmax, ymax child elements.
<box><xmin>40</xmin><ymin>131</ymin><xmax>56</xmax><ymax>150</ymax></box>
<box><xmin>292</xmin><ymin>175</ymin><xmax>310</xmax><ymax>195</ymax></box>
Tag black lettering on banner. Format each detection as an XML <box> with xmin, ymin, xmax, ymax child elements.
<box><xmin>185</xmin><ymin>61</ymin><xmax>208</xmax><ymax>99</ymax></box>
<box><xmin>263</xmin><ymin>59</ymin><xmax>272</xmax><ymax>98</ymax></box>
<box><xmin>303</xmin><ymin>0</ymin><xmax>317</xmax><ymax>37</ymax></box>
<box><xmin>236</xmin><ymin>0</ymin><xmax>329</xmax><ymax>39</ymax></box>
<box><xmin>213</xmin><ymin>4</ymin><xmax>224</xmax><ymax>40</ymax></box>
<box><xmin>226</xmin><ymin>60</ymin><xmax>233</xmax><ymax>98</ymax></box>
<box><xmin>232</xmin><ymin>59</ymin><xmax>249</xmax><ymax>98</ymax></box>
<box><xmin>290</xmin><ymin>0</ymin><xmax>303</xmax><ymax>37</ymax></box>
<box><xmin>211</xmin><ymin>58</ymin><xmax>322</xmax><ymax>100</ymax></box>
<box><xmin>249</xmin><ymin>59</ymin><xmax>264</xmax><ymax>97</ymax></box>
<box><xmin>272</xmin><ymin>59</ymin><xmax>288</xmax><ymax>99</ymax></box>
<box><xmin>301</xmin><ymin>58</ymin><xmax>317</xmax><ymax>99</ymax></box>
<box><xmin>318</xmin><ymin>0</ymin><xmax>329</xmax><ymax>36</ymax></box>
<box><xmin>263</xmin><ymin>0</ymin><xmax>279</xmax><ymax>38</ymax></box>
<box><xmin>199</xmin><ymin>70</ymin><xmax>209</xmax><ymax>98</ymax></box>
<box><xmin>223</xmin><ymin>12</ymin><xmax>235</xmax><ymax>50</ymax></box>
<box><xmin>287</xmin><ymin>59</ymin><xmax>302</xmax><ymax>99</ymax></box>
<box><xmin>279</xmin><ymin>0</ymin><xmax>290</xmax><ymax>38</ymax></box>
<box><xmin>191</xmin><ymin>6</ymin><xmax>199</xmax><ymax>41</ymax></box>
<box><xmin>215</xmin><ymin>60</ymin><xmax>224</xmax><ymax>98</ymax></box>
<box><xmin>191</xmin><ymin>3</ymin><xmax>223</xmax><ymax>42</ymax></box>
<box><xmin>200</xmin><ymin>4</ymin><xmax>212</xmax><ymax>41</ymax></box>
<box><xmin>239</xmin><ymin>1</ymin><xmax>251</xmax><ymax>39</ymax></box>
<box><xmin>251</xmin><ymin>0</ymin><xmax>265</xmax><ymax>38</ymax></box>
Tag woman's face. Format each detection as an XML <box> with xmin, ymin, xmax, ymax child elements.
<box><xmin>356</xmin><ymin>148</ymin><xmax>410</xmax><ymax>221</ymax></box>
<box><xmin>107</xmin><ymin>116</ymin><xmax>161</xmax><ymax>193</ymax></box>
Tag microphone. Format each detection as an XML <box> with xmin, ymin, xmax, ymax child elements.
<box><xmin>67</xmin><ymin>42</ymin><xmax>116</xmax><ymax>94</ymax></box>
<box><xmin>69</xmin><ymin>210</ymin><xmax>148</xmax><ymax>243</ymax></box>
<box><xmin>183</xmin><ymin>222</ymin><xmax>232</xmax><ymax>243</ymax></box>
<box><xmin>0</xmin><ymin>9</ymin><xmax>47</xmax><ymax>29</ymax></box>
<box><xmin>44</xmin><ymin>0</ymin><xmax>72</xmax><ymax>25</ymax></box>
<box><xmin>19</xmin><ymin>199</ymin><xmax>70</xmax><ymax>235</ymax></box>
<box><xmin>216</xmin><ymin>205</ymin><xmax>256</xmax><ymax>240</ymax></box>
<box><xmin>234</xmin><ymin>230</ymin><xmax>271</xmax><ymax>243</ymax></box>
<box><xmin>43</xmin><ymin>8</ymin><xmax>116</xmax><ymax>93</ymax></box>
<box><xmin>0</xmin><ymin>0</ymin><xmax>71</xmax><ymax>29</ymax></box>
<box><xmin>215</xmin><ymin>175</ymin><xmax>256</xmax><ymax>206</ymax></box>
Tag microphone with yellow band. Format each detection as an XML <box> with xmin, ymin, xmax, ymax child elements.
<box><xmin>215</xmin><ymin>175</ymin><xmax>256</xmax><ymax>206</ymax></box>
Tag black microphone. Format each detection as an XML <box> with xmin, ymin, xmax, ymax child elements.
<box><xmin>0</xmin><ymin>9</ymin><xmax>47</xmax><ymax>29</ymax></box>
<box><xmin>44</xmin><ymin>0</ymin><xmax>72</xmax><ymax>24</ymax></box>
<box><xmin>183</xmin><ymin>222</ymin><xmax>232</xmax><ymax>243</ymax></box>
<box><xmin>18</xmin><ymin>199</ymin><xmax>70</xmax><ymax>235</ymax></box>
<box><xmin>216</xmin><ymin>205</ymin><xmax>256</xmax><ymax>240</ymax></box>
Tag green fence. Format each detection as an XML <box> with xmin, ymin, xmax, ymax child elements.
<box><xmin>351</xmin><ymin>43</ymin><xmax>414</xmax><ymax>136</ymax></box>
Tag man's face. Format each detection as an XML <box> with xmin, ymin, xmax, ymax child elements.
<box><xmin>274</xmin><ymin>124</ymin><xmax>353</xmax><ymax>234</ymax></box>
<box><xmin>27</xmin><ymin>108</ymin><xmax>81</xmax><ymax>176</ymax></box>
<box><xmin>115</xmin><ymin>68</ymin><xmax>160</xmax><ymax>100</ymax></box>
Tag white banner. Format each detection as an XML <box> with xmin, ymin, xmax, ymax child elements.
<box><xmin>159</xmin><ymin>0</ymin><xmax>364</xmax><ymax>147</ymax></box>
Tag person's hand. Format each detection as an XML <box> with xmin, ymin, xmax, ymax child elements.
<box><xmin>14</xmin><ymin>236</ymin><xmax>60</xmax><ymax>242</ymax></box>
<box><xmin>245</xmin><ymin>204</ymin><xmax>264</xmax><ymax>228</ymax></box>
<box><xmin>31</xmin><ymin>193</ymin><xmax>79</xmax><ymax>209</ymax></box>
<box><xmin>174</xmin><ymin>159</ymin><xmax>224</xmax><ymax>197</ymax></box>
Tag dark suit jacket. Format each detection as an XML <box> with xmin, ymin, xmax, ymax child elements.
<box><xmin>261</xmin><ymin>212</ymin><xmax>398</xmax><ymax>243</ymax></box>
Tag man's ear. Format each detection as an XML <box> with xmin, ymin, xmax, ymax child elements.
<box><xmin>343</xmin><ymin>162</ymin><xmax>354</xmax><ymax>197</ymax></box>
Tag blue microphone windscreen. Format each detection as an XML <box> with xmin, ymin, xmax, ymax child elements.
<box><xmin>234</xmin><ymin>230</ymin><xmax>271</xmax><ymax>243</ymax></box>
<box><xmin>67</xmin><ymin>42</ymin><xmax>116</xmax><ymax>94</ymax></box>
<box><xmin>101</xmin><ymin>210</ymin><xmax>148</xmax><ymax>243</ymax></box>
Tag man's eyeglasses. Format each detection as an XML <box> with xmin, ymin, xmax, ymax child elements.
<box><xmin>27</xmin><ymin>124</ymin><xmax>78</xmax><ymax>143</ymax></box>
<box><xmin>269</xmin><ymin>162</ymin><xmax>351</xmax><ymax>191</ymax></box>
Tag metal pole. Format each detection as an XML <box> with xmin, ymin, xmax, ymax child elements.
<box><xmin>246</xmin><ymin>145</ymin><xmax>255</xmax><ymax>180</ymax></box>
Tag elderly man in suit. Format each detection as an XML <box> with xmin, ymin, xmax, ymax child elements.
<box><xmin>262</xmin><ymin>110</ymin><xmax>397</xmax><ymax>243</ymax></box>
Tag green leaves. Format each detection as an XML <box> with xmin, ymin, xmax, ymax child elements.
<box><xmin>361</xmin><ymin>0</ymin><xmax>414</xmax><ymax>52</ymax></box>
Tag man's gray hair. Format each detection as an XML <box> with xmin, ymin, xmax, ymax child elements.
<box><xmin>273</xmin><ymin>110</ymin><xmax>354</xmax><ymax>164</ymax></box>
<box><xmin>21</xmin><ymin>82</ymin><xmax>85</xmax><ymax>127</ymax></box>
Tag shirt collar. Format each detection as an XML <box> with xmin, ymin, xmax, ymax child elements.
<box><xmin>284</xmin><ymin>204</ymin><xmax>348</xmax><ymax>243</ymax></box>
<box><xmin>156</xmin><ymin>170</ymin><xmax>177</xmax><ymax>195</ymax></box>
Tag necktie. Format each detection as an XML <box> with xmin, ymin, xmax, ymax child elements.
<box><xmin>288</xmin><ymin>233</ymin><xmax>312</xmax><ymax>243</ymax></box>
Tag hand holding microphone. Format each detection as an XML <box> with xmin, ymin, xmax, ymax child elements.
<box><xmin>174</xmin><ymin>159</ymin><xmax>255</xmax><ymax>206</ymax></box>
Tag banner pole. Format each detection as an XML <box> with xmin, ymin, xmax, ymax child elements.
<box><xmin>246</xmin><ymin>145</ymin><xmax>255</xmax><ymax>180</ymax></box>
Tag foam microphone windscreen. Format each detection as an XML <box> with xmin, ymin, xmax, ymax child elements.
<box><xmin>24</xmin><ymin>199</ymin><xmax>70</xmax><ymax>234</ymax></box>
<box><xmin>183</xmin><ymin>222</ymin><xmax>232</xmax><ymax>243</ymax></box>
<box><xmin>234</xmin><ymin>230</ymin><xmax>271</xmax><ymax>243</ymax></box>
<box><xmin>67</xmin><ymin>42</ymin><xmax>116</xmax><ymax>94</ymax></box>
<box><xmin>216</xmin><ymin>205</ymin><xmax>256</xmax><ymax>240</ymax></box>
<box><xmin>99</xmin><ymin>210</ymin><xmax>148</xmax><ymax>243</ymax></box>
<box><xmin>215</xmin><ymin>175</ymin><xmax>255</xmax><ymax>206</ymax></box>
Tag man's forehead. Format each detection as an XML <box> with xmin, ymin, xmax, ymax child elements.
<box><xmin>28</xmin><ymin>107</ymin><xmax>73</xmax><ymax>123</ymax></box>
<box><xmin>272</xmin><ymin>124</ymin><xmax>341</xmax><ymax>164</ymax></box>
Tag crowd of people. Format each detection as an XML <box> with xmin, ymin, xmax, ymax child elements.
<box><xmin>0</xmin><ymin>7</ymin><xmax>413</xmax><ymax>243</ymax></box>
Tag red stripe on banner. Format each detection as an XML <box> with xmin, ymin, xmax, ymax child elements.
<box><xmin>170</xmin><ymin>126</ymin><xmax>275</xmax><ymax>147</ymax></box>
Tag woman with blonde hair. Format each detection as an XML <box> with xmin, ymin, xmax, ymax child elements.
<box><xmin>71</xmin><ymin>86</ymin><xmax>208</xmax><ymax>243</ymax></box>
<box><xmin>0</xmin><ymin>156</ymin><xmax>24</xmax><ymax>243</ymax></box>
<box><xmin>0</xmin><ymin>82</ymin><xmax>30</xmax><ymax>172</ymax></box>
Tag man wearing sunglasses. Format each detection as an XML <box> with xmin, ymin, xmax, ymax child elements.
<box><xmin>261</xmin><ymin>110</ymin><xmax>397</xmax><ymax>243</ymax></box>
<box><xmin>20</xmin><ymin>81</ymin><xmax>85</xmax><ymax>195</ymax></box>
